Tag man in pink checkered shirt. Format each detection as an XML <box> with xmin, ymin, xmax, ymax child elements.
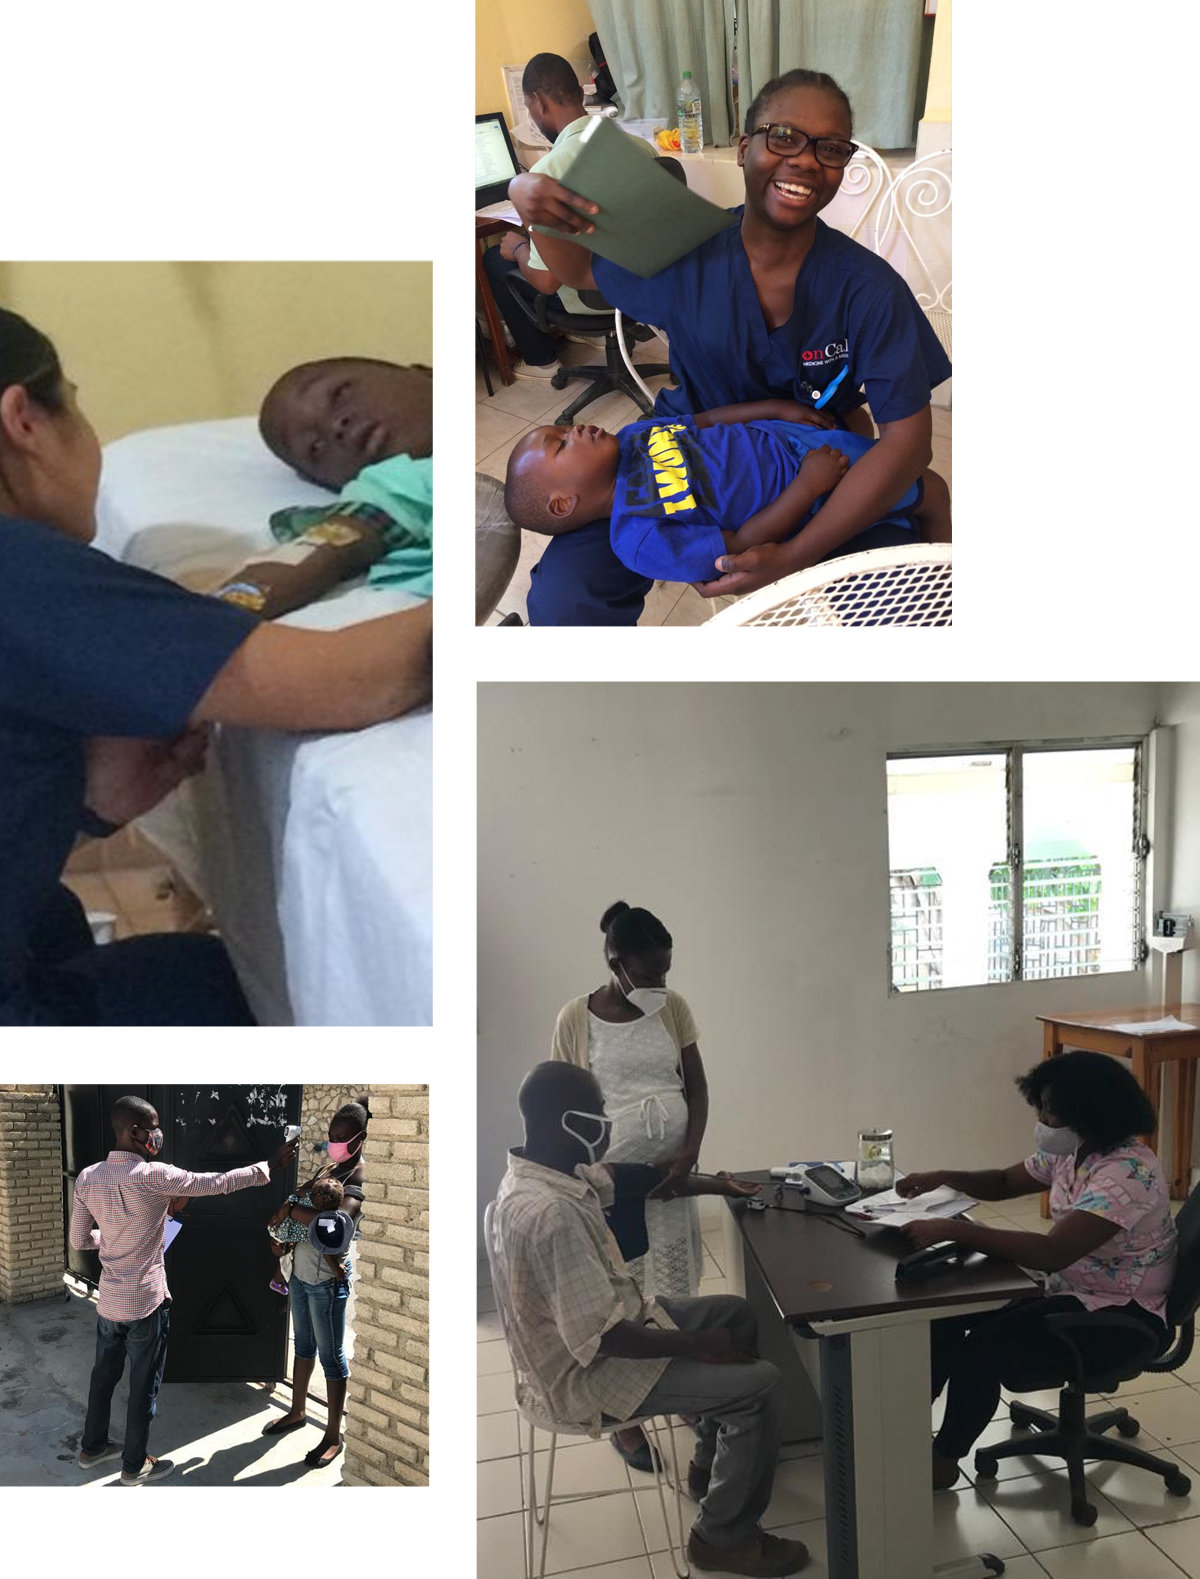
<box><xmin>69</xmin><ymin>1093</ymin><xmax>297</xmax><ymax>1486</ymax></box>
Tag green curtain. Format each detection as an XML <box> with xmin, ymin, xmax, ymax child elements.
<box><xmin>741</xmin><ymin>0</ymin><xmax>925</xmax><ymax>149</ymax></box>
<box><xmin>588</xmin><ymin>0</ymin><xmax>734</xmax><ymax>148</ymax></box>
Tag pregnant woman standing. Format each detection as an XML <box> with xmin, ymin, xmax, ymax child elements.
<box><xmin>552</xmin><ymin>900</ymin><xmax>709</xmax><ymax>1466</ymax></box>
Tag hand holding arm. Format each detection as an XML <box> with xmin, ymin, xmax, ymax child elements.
<box><xmin>83</xmin><ymin>728</ymin><xmax>209</xmax><ymax>829</ymax></box>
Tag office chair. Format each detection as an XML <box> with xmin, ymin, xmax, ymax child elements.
<box><xmin>502</xmin><ymin>156</ymin><xmax>685</xmax><ymax>425</ymax></box>
<box><xmin>974</xmin><ymin>1181</ymin><xmax>1200</xmax><ymax>1526</ymax></box>
<box><xmin>482</xmin><ymin>1202</ymin><xmax>690</xmax><ymax>1579</ymax></box>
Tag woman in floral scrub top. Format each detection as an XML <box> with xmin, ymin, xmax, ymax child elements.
<box><xmin>895</xmin><ymin>1051</ymin><xmax>1177</xmax><ymax>1489</ymax></box>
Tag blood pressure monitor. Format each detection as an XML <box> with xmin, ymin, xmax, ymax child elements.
<box><xmin>769</xmin><ymin>1163</ymin><xmax>862</xmax><ymax>1208</ymax></box>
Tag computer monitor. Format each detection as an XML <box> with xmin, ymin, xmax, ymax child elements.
<box><xmin>476</xmin><ymin>112</ymin><xmax>521</xmax><ymax>207</ymax></box>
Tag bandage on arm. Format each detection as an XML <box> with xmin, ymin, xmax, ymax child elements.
<box><xmin>209</xmin><ymin>515</ymin><xmax>389</xmax><ymax>621</ymax></box>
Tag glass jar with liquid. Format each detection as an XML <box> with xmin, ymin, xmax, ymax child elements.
<box><xmin>856</xmin><ymin>1127</ymin><xmax>895</xmax><ymax>1191</ymax></box>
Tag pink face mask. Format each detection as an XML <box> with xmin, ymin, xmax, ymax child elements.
<box><xmin>326</xmin><ymin>1130</ymin><xmax>364</xmax><ymax>1165</ymax></box>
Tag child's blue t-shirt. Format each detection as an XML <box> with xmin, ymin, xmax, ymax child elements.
<box><xmin>611</xmin><ymin>417</ymin><xmax>912</xmax><ymax>582</ymax></box>
<box><xmin>594</xmin><ymin>216</ymin><xmax>951</xmax><ymax>427</ymax></box>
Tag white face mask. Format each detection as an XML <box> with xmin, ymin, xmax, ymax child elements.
<box><xmin>561</xmin><ymin>1109</ymin><xmax>613</xmax><ymax>1166</ymax></box>
<box><xmin>614</xmin><ymin>961</ymin><xmax>668</xmax><ymax>1018</ymax></box>
<box><xmin>1034</xmin><ymin>1121</ymin><xmax>1084</xmax><ymax>1156</ymax></box>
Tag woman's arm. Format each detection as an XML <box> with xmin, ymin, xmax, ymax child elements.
<box><xmin>190</xmin><ymin>601</ymin><xmax>431</xmax><ymax>733</ymax></box>
<box><xmin>694</xmin><ymin>400</ymin><xmax>834</xmax><ymax>431</ymax></box>
<box><xmin>507</xmin><ymin>174</ymin><xmax>599</xmax><ymax>292</ymax></box>
<box><xmin>897</xmin><ymin>1163</ymin><xmax>1043</xmax><ymax>1202</ymax></box>
<box><xmin>658</xmin><ymin>1044</ymin><xmax>708</xmax><ymax>1190</ymax></box>
<box><xmin>905</xmin><ymin>1211</ymin><xmax>1118</xmax><ymax>1275</ymax></box>
<box><xmin>694</xmin><ymin>407</ymin><xmax>933</xmax><ymax>598</ymax></box>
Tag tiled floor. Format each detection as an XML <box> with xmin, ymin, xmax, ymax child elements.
<box><xmin>478</xmin><ymin>1207</ymin><xmax>1200</xmax><ymax>1577</ymax></box>
<box><xmin>63</xmin><ymin>825</ymin><xmax>199</xmax><ymax>938</ymax></box>
<box><xmin>476</xmin><ymin>340</ymin><xmax>952</xmax><ymax>626</ymax></box>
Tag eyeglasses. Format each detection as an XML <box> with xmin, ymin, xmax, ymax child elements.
<box><xmin>750</xmin><ymin>123</ymin><xmax>858</xmax><ymax>168</ymax></box>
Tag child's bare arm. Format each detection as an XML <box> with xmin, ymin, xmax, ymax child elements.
<box><xmin>209</xmin><ymin>516</ymin><xmax>390</xmax><ymax>621</ymax></box>
<box><xmin>694</xmin><ymin>400</ymin><xmax>834</xmax><ymax>431</ymax></box>
<box><xmin>721</xmin><ymin>446</ymin><xmax>850</xmax><ymax>553</ymax></box>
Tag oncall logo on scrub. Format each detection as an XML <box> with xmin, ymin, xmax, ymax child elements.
<box><xmin>800</xmin><ymin>339</ymin><xmax>849</xmax><ymax>368</ymax></box>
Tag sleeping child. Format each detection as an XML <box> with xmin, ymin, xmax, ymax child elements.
<box><xmin>267</xmin><ymin>1175</ymin><xmax>350</xmax><ymax>1295</ymax></box>
<box><xmin>503</xmin><ymin>399</ymin><xmax>950</xmax><ymax>583</ymax></box>
<box><xmin>208</xmin><ymin>357</ymin><xmax>433</xmax><ymax>620</ymax></box>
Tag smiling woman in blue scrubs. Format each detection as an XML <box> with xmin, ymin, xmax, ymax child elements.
<box><xmin>0</xmin><ymin>310</ymin><xmax>432</xmax><ymax>1025</ymax></box>
<box><xmin>509</xmin><ymin>69</ymin><xmax>951</xmax><ymax>624</ymax></box>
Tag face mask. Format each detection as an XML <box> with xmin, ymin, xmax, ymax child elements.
<box><xmin>1034</xmin><ymin>1121</ymin><xmax>1083</xmax><ymax>1156</ymax></box>
<box><xmin>135</xmin><ymin>1125</ymin><xmax>164</xmax><ymax>1157</ymax></box>
<box><xmin>324</xmin><ymin>1130</ymin><xmax>364</xmax><ymax>1165</ymax></box>
<box><xmin>561</xmin><ymin>1109</ymin><xmax>613</xmax><ymax>1166</ymax></box>
<box><xmin>614</xmin><ymin>961</ymin><xmax>668</xmax><ymax>1018</ymax></box>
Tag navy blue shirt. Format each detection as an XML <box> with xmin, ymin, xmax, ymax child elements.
<box><xmin>594</xmin><ymin>214</ymin><xmax>951</xmax><ymax>425</ymax></box>
<box><xmin>0</xmin><ymin>515</ymin><xmax>257</xmax><ymax>1021</ymax></box>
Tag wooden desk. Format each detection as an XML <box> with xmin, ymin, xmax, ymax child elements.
<box><xmin>725</xmin><ymin>1173</ymin><xmax>1036</xmax><ymax>1579</ymax></box>
<box><xmin>476</xmin><ymin>216</ymin><xmax>521</xmax><ymax>387</ymax></box>
<box><xmin>1039</xmin><ymin>1006</ymin><xmax>1200</xmax><ymax>1198</ymax></box>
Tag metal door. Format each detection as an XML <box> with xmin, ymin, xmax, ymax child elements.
<box><xmin>60</xmin><ymin>1084</ymin><xmax>301</xmax><ymax>1383</ymax></box>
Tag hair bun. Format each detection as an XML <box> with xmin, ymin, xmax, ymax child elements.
<box><xmin>599</xmin><ymin>900</ymin><xmax>630</xmax><ymax>932</ymax></box>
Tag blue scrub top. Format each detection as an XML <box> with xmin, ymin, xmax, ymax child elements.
<box><xmin>0</xmin><ymin>515</ymin><xmax>257</xmax><ymax>1021</ymax></box>
<box><xmin>594</xmin><ymin>214</ymin><xmax>951</xmax><ymax>426</ymax></box>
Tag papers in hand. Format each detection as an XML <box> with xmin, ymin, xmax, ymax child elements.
<box><xmin>848</xmin><ymin>1183</ymin><xmax>976</xmax><ymax>1227</ymax></box>
<box><xmin>164</xmin><ymin>1217</ymin><xmax>183</xmax><ymax>1252</ymax></box>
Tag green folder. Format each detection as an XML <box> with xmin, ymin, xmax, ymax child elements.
<box><xmin>530</xmin><ymin>114</ymin><xmax>738</xmax><ymax>279</ymax></box>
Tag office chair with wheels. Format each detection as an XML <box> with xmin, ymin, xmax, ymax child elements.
<box><xmin>974</xmin><ymin>1180</ymin><xmax>1200</xmax><ymax>1526</ymax></box>
<box><xmin>483</xmin><ymin>1202</ymin><xmax>690</xmax><ymax>1579</ymax></box>
<box><xmin>503</xmin><ymin>156</ymin><xmax>685</xmax><ymax>425</ymax></box>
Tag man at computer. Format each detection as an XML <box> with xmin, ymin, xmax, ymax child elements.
<box><xmin>489</xmin><ymin>1061</ymin><xmax>810</xmax><ymax>1577</ymax></box>
<box><xmin>481</xmin><ymin>52</ymin><xmax>655</xmax><ymax>380</ymax></box>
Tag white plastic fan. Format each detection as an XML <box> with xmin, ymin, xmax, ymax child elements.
<box><xmin>706</xmin><ymin>544</ymin><xmax>952</xmax><ymax>627</ymax></box>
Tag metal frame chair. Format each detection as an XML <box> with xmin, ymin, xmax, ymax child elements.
<box><xmin>483</xmin><ymin>1201</ymin><xmax>691</xmax><ymax>1578</ymax></box>
<box><xmin>874</xmin><ymin>149</ymin><xmax>952</xmax><ymax>361</ymax></box>
<box><xmin>705</xmin><ymin>544</ymin><xmax>951</xmax><ymax>627</ymax></box>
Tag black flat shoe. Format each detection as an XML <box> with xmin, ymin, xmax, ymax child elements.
<box><xmin>304</xmin><ymin>1437</ymin><xmax>344</xmax><ymax>1468</ymax></box>
<box><xmin>261</xmin><ymin>1416</ymin><xmax>308</xmax><ymax>1437</ymax></box>
<box><xmin>610</xmin><ymin>1430</ymin><xmax>661</xmax><ymax>1474</ymax></box>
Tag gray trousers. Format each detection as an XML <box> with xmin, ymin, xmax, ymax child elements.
<box><xmin>630</xmin><ymin>1295</ymin><xmax>785</xmax><ymax>1549</ymax></box>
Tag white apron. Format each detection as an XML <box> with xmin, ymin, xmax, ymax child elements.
<box><xmin>588</xmin><ymin>1008</ymin><xmax>703</xmax><ymax>1299</ymax></box>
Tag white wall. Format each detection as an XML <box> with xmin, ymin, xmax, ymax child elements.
<box><xmin>1159</xmin><ymin>684</ymin><xmax>1200</xmax><ymax>1002</ymax></box>
<box><xmin>478</xmin><ymin>683</ymin><xmax>1164</xmax><ymax>1229</ymax></box>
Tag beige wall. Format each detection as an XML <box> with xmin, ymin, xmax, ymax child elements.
<box><xmin>0</xmin><ymin>262</ymin><xmax>432</xmax><ymax>444</ymax></box>
<box><xmin>476</xmin><ymin>0</ymin><xmax>595</xmax><ymax>119</ymax></box>
<box><xmin>479</xmin><ymin>684</ymin><xmax>1167</xmax><ymax>1231</ymax></box>
<box><xmin>924</xmin><ymin>0</ymin><xmax>952</xmax><ymax>121</ymax></box>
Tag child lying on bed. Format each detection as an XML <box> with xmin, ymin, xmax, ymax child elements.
<box><xmin>266</xmin><ymin>1174</ymin><xmax>349</xmax><ymax>1295</ymax></box>
<box><xmin>208</xmin><ymin>358</ymin><xmax>434</xmax><ymax>620</ymax></box>
<box><xmin>503</xmin><ymin>399</ymin><xmax>950</xmax><ymax>583</ymax></box>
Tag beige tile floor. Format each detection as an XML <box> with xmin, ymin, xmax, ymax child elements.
<box><xmin>478</xmin><ymin>1210</ymin><xmax>1200</xmax><ymax>1577</ymax></box>
<box><xmin>476</xmin><ymin>342</ymin><xmax>952</xmax><ymax>627</ymax></box>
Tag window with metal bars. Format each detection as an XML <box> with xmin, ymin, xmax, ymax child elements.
<box><xmin>887</xmin><ymin>742</ymin><xmax>1146</xmax><ymax>993</ymax></box>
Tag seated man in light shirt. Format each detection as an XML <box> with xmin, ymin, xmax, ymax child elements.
<box><xmin>492</xmin><ymin>1062</ymin><xmax>810</xmax><ymax>1578</ymax></box>
<box><xmin>481</xmin><ymin>51</ymin><xmax>656</xmax><ymax>378</ymax></box>
<box><xmin>69</xmin><ymin>1094</ymin><xmax>298</xmax><ymax>1486</ymax></box>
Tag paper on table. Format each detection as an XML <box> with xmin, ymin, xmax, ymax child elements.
<box><xmin>164</xmin><ymin>1217</ymin><xmax>183</xmax><ymax>1253</ymax></box>
<box><xmin>847</xmin><ymin>1183</ymin><xmax>976</xmax><ymax>1224</ymax></box>
<box><xmin>1107</xmin><ymin>1014</ymin><xmax>1198</xmax><ymax>1034</ymax></box>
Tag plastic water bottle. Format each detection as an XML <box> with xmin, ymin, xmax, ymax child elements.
<box><xmin>677</xmin><ymin>71</ymin><xmax>703</xmax><ymax>154</ymax></box>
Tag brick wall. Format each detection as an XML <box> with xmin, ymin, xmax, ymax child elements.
<box><xmin>342</xmin><ymin>1084</ymin><xmax>430</xmax><ymax>1487</ymax></box>
<box><xmin>0</xmin><ymin>1085</ymin><xmax>65</xmax><ymax>1305</ymax></box>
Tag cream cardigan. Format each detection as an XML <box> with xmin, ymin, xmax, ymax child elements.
<box><xmin>551</xmin><ymin>989</ymin><xmax>699</xmax><ymax>1069</ymax></box>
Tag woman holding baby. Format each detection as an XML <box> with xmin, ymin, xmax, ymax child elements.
<box><xmin>260</xmin><ymin>1099</ymin><xmax>370</xmax><ymax>1469</ymax></box>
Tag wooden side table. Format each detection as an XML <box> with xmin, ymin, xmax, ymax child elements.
<box><xmin>1038</xmin><ymin>1005</ymin><xmax>1200</xmax><ymax>1198</ymax></box>
<box><xmin>476</xmin><ymin>216</ymin><xmax>520</xmax><ymax>387</ymax></box>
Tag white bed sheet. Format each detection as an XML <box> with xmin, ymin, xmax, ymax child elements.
<box><xmin>96</xmin><ymin>419</ymin><xmax>431</xmax><ymax>1026</ymax></box>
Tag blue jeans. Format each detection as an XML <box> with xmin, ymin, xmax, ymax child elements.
<box><xmin>290</xmin><ymin>1266</ymin><xmax>351</xmax><ymax>1379</ymax></box>
<box><xmin>81</xmin><ymin>1300</ymin><xmax>171</xmax><ymax>1476</ymax></box>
